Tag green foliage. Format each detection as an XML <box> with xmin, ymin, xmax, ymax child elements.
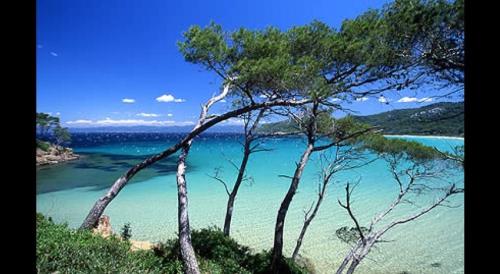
<box><xmin>177</xmin><ymin>22</ymin><xmax>229</xmax><ymax>70</ymax></box>
<box><xmin>335</xmin><ymin>226</ymin><xmax>370</xmax><ymax>244</ymax></box>
<box><xmin>337</xmin><ymin>0</ymin><xmax>464</xmax><ymax>87</ymax></box>
<box><xmin>53</xmin><ymin>125</ymin><xmax>72</xmax><ymax>145</ymax></box>
<box><xmin>381</xmin><ymin>0</ymin><xmax>464</xmax><ymax>84</ymax></box>
<box><xmin>257</xmin><ymin>119</ymin><xmax>299</xmax><ymax>134</ymax></box>
<box><xmin>37</xmin><ymin>113</ymin><xmax>73</xmax><ymax>146</ymax></box>
<box><xmin>36</xmin><ymin>213</ymin><xmax>172</xmax><ymax>274</ymax></box>
<box><xmin>332</xmin><ymin>115</ymin><xmax>373</xmax><ymax>143</ymax></box>
<box><xmin>153</xmin><ymin>226</ymin><xmax>311</xmax><ymax>274</ymax></box>
<box><xmin>177</xmin><ymin>18</ymin><xmax>412</xmax><ymax>103</ymax></box>
<box><xmin>36</xmin><ymin>139</ymin><xmax>51</xmax><ymax>152</ymax></box>
<box><xmin>37</xmin><ymin>215</ymin><xmax>310</xmax><ymax>274</ymax></box>
<box><xmin>362</xmin><ymin>134</ymin><xmax>439</xmax><ymax>161</ymax></box>
<box><xmin>37</xmin><ymin>113</ymin><xmax>60</xmax><ymax>136</ymax></box>
<box><xmin>120</xmin><ymin>222</ymin><xmax>132</xmax><ymax>241</ymax></box>
<box><xmin>294</xmin><ymin>108</ymin><xmax>336</xmax><ymax>136</ymax></box>
<box><xmin>257</xmin><ymin>113</ymin><xmax>371</xmax><ymax>142</ymax></box>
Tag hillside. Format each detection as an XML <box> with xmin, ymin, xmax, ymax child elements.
<box><xmin>257</xmin><ymin>102</ymin><xmax>464</xmax><ymax>137</ymax></box>
<box><xmin>353</xmin><ymin>102</ymin><xmax>463</xmax><ymax>136</ymax></box>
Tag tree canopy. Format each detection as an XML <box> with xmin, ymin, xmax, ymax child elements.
<box><xmin>177</xmin><ymin>17</ymin><xmax>422</xmax><ymax>107</ymax></box>
<box><xmin>36</xmin><ymin>112</ymin><xmax>71</xmax><ymax>145</ymax></box>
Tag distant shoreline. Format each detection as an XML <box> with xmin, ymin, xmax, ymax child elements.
<box><xmin>384</xmin><ymin>134</ymin><xmax>464</xmax><ymax>140</ymax></box>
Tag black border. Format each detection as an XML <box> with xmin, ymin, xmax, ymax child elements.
<box><xmin>6</xmin><ymin>0</ymin><xmax>483</xmax><ymax>272</ymax></box>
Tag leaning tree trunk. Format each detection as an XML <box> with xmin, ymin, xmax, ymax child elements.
<box><xmin>223</xmin><ymin>141</ymin><xmax>251</xmax><ymax>236</ymax></box>
<box><xmin>176</xmin><ymin>144</ymin><xmax>200</xmax><ymax>274</ymax></box>
<box><xmin>291</xmin><ymin>190</ymin><xmax>324</xmax><ymax>261</ymax></box>
<box><xmin>335</xmin><ymin>253</ymin><xmax>353</xmax><ymax>274</ymax></box>
<box><xmin>346</xmin><ymin>259</ymin><xmax>361</xmax><ymax>274</ymax></box>
<box><xmin>80</xmin><ymin>98</ymin><xmax>309</xmax><ymax>230</ymax></box>
<box><xmin>271</xmin><ymin>143</ymin><xmax>314</xmax><ymax>273</ymax></box>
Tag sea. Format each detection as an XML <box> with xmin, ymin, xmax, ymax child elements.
<box><xmin>36</xmin><ymin>132</ymin><xmax>464</xmax><ymax>274</ymax></box>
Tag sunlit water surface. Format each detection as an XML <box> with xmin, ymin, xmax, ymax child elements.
<box><xmin>37</xmin><ymin>133</ymin><xmax>464</xmax><ymax>274</ymax></box>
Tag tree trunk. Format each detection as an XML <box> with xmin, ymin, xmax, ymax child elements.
<box><xmin>271</xmin><ymin>143</ymin><xmax>314</xmax><ymax>273</ymax></box>
<box><xmin>291</xmin><ymin>219</ymin><xmax>309</xmax><ymax>261</ymax></box>
<box><xmin>177</xmin><ymin>144</ymin><xmax>200</xmax><ymax>274</ymax></box>
<box><xmin>291</xmin><ymin>192</ymin><xmax>323</xmax><ymax>261</ymax></box>
<box><xmin>80</xmin><ymin>148</ymin><xmax>180</xmax><ymax>229</ymax></box>
<box><xmin>346</xmin><ymin>259</ymin><xmax>360</xmax><ymax>274</ymax></box>
<box><xmin>80</xmin><ymin>99</ymin><xmax>309</xmax><ymax>230</ymax></box>
<box><xmin>335</xmin><ymin>255</ymin><xmax>352</xmax><ymax>274</ymax></box>
<box><xmin>223</xmin><ymin>142</ymin><xmax>251</xmax><ymax>236</ymax></box>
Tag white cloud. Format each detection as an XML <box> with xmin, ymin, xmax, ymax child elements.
<box><xmin>397</xmin><ymin>96</ymin><xmax>434</xmax><ymax>103</ymax></box>
<box><xmin>55</xmin><ymin>112</ymin><xmax>61</xmax><ymax>116</ymax></box>
<box><xmin>136</xmin><ymin>113</ymin><xmax>160</xmax><ymax>117</ymax></box>
<box><xmin>221</xmin><ymin>118</ymin><xmax>245</xmax><ymax>126</ymax></box>
<box><xmin>50</xmin><ymin>52</ymin><xmax>58</xmax><ymax>57</ymax></box>
<box><xmin>356</xmin><ymin>97</ymin><xmax>369</xmax><ymax>102</ymax></box>
<box><xmin>66</xmin><ymin>119</ymin><xmax>93</xmax><ymax>124</ymax></box>
<box><xmin>94</xmin><ymin>118</ymin><xmax>173</xmax><ymax>126</ymax></box>
<box><xmin>329</xmin><ymin>98</ymin><xmax>341</xmax><ymax>102</ymax></box>
<box><xmin>65</xmin><ymin>118</ymin><xmax>195</xmax><ymax>127</ymax></box>
<box><xmin>220</xmin><ymin>99</ymin><xmax>227</xmax><ymax>103</ymax></box>
<box><xmin>156</xmin><ymin>94</ymin><xmax>186</xmax><ymax>103</ymax></box>
<box><xmin>378</xmin><ymin>96</ymin><xmax>389</xmax><ymax>103</ymax></box>
<box><xmin>167</xmin><ymin>113</ymin><xmax>173</xmax><ymax>117</ymax></box>
<box><xmin>122</xmin><ymin>98</ymin><xmax>135</xmax><ymax>103</ymax></box>
<box><xmin>397</xmin><ymin>97</ymin><xmax>418</xmax><ymax>103</ymax></box>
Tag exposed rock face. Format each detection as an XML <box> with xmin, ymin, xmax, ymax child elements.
<box><xmin>36</xmin><ymin>144</ymin><xmax>79</xmax><ymax>166</ymax></box>
<box><xmin>410</xmin><ymin>107</ymin><xmax>445</xmax><ymax>119</ymax></box>
<box><xmin>93</xmin><ymin>215</ymin><xmax>112</xmax><ymax>238</ymax></box>
<box><xmin>92</xmin><ymin>215</ymin><xmax>156</xmax><ymax>251</ymax></box>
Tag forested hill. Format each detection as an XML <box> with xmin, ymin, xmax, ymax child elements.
<box><xmin>257</xmin><ymin>102</ymin><xmax>464</xmax><ymax>137</ymax></box>
<box><xmin>353</xmin><ymin>102</ymin><xmax>463</xmax><ymax>136</ymax></box>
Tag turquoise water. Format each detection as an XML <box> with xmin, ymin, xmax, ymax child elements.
<box><xmin>36</xmin><ymin>134</ymin><xmax>464</xmax><ymax>274</ymax></box>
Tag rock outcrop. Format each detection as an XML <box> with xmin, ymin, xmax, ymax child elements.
<box><xmin>93</xmin><ymin>215</ymin><xmax>113</xmax><ymax>238</ymax></box>
<box><xmin>36</xmin><ymin>143</ymin><xmax>79</xmax><ymax>166</ymax></box>
<box><xmin>92</xmin><ymin>215</ymin><xmax>156</xmax><ymax>251</ymax></box>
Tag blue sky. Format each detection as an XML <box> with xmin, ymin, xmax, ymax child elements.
<box><xmin>37</xmin><ymin>0</ymin><xmax>462</xmax><ymax>127</ymax></box>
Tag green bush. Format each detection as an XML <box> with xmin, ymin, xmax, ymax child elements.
<box><xmin>121</xmin><ymin>222</ymin><xmax>132</xmax><ymax>241</ymax></box>
<box><xmin>37</xmin><ymin>214</ymin><xmax>312</xmax><ymax>274</ymax></box>
<box><xmin>36</xmin><ymin>213</ymin><xmax>179</xmax><ymax>273</ymax></box>
<box><xmin>36</xmin><ymin>140</ymin><xmax>51</xmax><ymax>152</ymax></box>
<box><xmin>153</xmin><ymin>226</ymin><xmax>311</xmax><ymax>274</ymax></box>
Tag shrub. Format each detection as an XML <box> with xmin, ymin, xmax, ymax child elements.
<box><xmin>121</xmin><ymin>222</ymin><xmax>132</xmax><ymax>241</ymax></box>
<box><xmin>37</xmin><ymin>214</ymin><xmax>312</xmax><ymax>274</ymax></box>
<box><xmin>36</xmin><ymin>140</ymin><xmax>50</xmax><ymax>152</ymax></box>
<box><xmin>36</xmin><ymin>213</ymin><xmax>177</xmax><ymax>273</ymax></box>
<box><xmin>153</xmin><ymin>226</ymin><xmax>312</xmax><ymax>274</ymax></box>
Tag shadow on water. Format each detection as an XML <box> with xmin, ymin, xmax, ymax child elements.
<box><xmin>36</xmin><ymin>152</ymin><xmax>195</xmax><ymax>194</ymax></box>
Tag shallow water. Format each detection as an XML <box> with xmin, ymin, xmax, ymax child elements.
<box><xmin>36</xmin><ymin>133</ymin><xmax>464</xmax><ymax>273</ymax></box>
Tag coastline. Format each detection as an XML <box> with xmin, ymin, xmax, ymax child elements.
<box><xmin>36</xmin><ymin>143</ymin><xmax>80</xmax><ymax>166</ymax></box>
<box><xmin>384</xmin><ymin>134</ymin><xmax>464</xmax><ymax>140</ymax></box>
